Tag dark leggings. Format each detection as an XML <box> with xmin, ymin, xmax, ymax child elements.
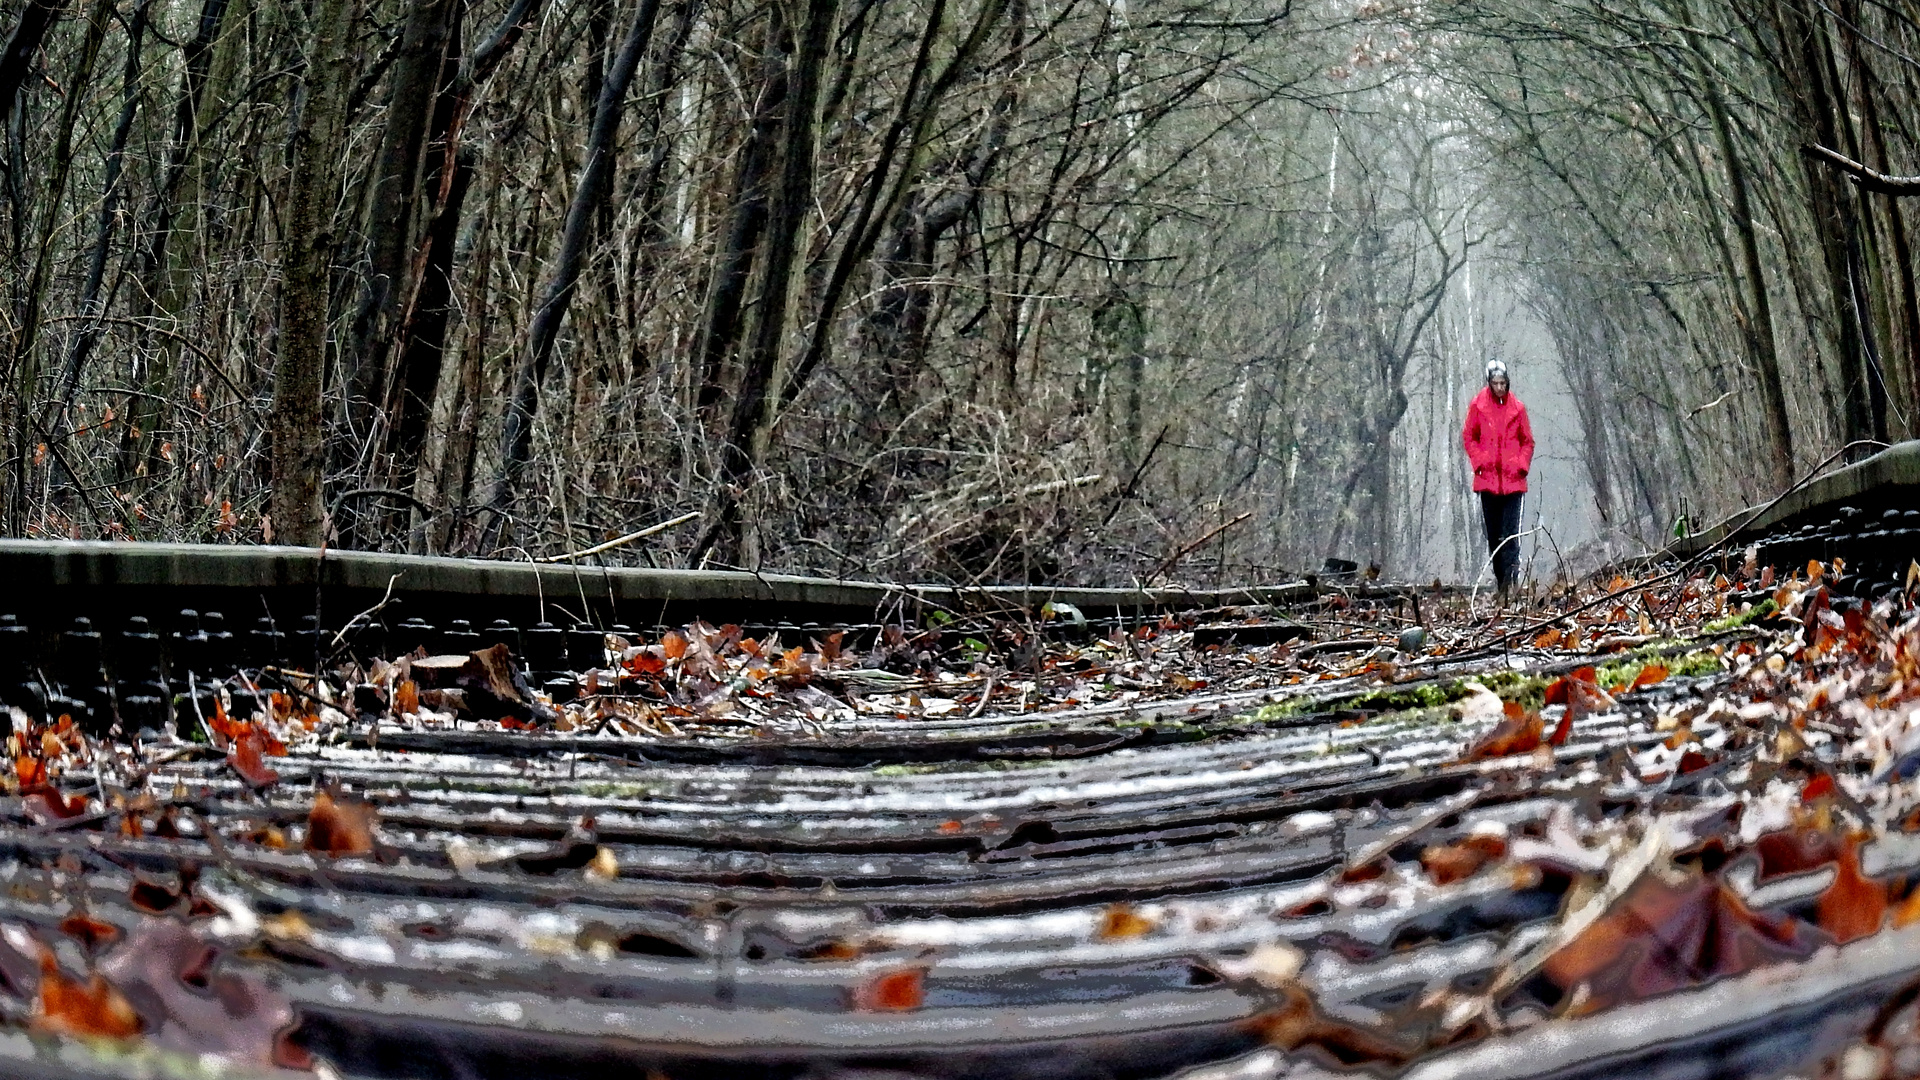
<box><xmin>1479</xmin><ymin>492</ymin><xmax>1523</xmax><ymax>591</ymax></box>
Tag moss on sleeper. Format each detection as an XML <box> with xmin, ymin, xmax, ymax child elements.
<box><xmin>1703</xmin><ymin>596</ymin><xmax>1776</xmax><ymax>633</ymax></box>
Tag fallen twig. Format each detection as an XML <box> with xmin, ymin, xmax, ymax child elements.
<box><xmin>539</xmin><ymin>511</ymin><xmax>702</xmax><ymax>563</ymax></box>
<box><xmin>1152</xmin><ymin>511</ymin><xmax>1253</xmax><ymax>580</ymax></box>
<box><xmin>331</xmin><ymin>573</ymin><xmax>401</xmax><ymax>650</ymax></box>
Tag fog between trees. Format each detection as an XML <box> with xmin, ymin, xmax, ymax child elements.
<box><xmin>1</xmin><ymin>0</ymin><xmax>1914</xmax><ymax>585</ymax></box>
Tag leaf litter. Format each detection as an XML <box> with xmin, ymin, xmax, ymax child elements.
<box><xmin>7</xmin><ymin>556</ymin><xmax>1920</xmax><ymax>1075</ymax></box>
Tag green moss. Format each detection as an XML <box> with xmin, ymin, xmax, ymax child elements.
<box><xmin>1704</xmin><ymin>596</ymin><xmax>1776</xmax><ymax>633</ymax></box>
<box><xmin>872</xmin><ymin>762</ymin><xmax>948</xmax><ymax>777</ymax></box>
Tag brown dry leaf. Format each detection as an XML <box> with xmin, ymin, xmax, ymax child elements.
<box><xmin>661</xmin><ymin>631</ymin><xmax>689</xmax><ymax>661</ymax></box>
<box><xmin>1245</xmin><ymin>984</ymin><xmax>1412</xmax><ymax>1066</ymax></box>
<box><xmin>774</xmin><ymin>647</ymin><xmax>812</xmax><ymax>683</ymax></box>
<box><xmin>305</xmin><ymin>791</ymin><xmax>376</xmax><ymax>858</ymax></box>
<box><xmin>59</xmin><ymin>913</ymin><xmax>120</xmax><ymax>952</ymax></box>
<box><xmin>803</xmin><ymin>941</ymin><xmax>862</xmax><ymax>961</ymax></box>
<box><xmin>1542</xmin><ymin>871</ymin><xmax>1819</xmax><ymax>1012</ymax></box>
<box><xmin>1465</xmin><ymin>702</ymin><xmax>1543</xmax><ymax>761</ymax></box>
<box><xmin>228</xmin><ymin>730</ymin><xmax>280</xmax><ymax>789</ymax></box>
<box><xmin>35</xmin><ymin>954</ymin><xmax>141</xmax><ymax>1040</ymax></box>
<box><xmin>851</xmin><ymin>967</ymin><xmax>925</xmax><ymax>1011</ymax></box>
<box><xmin>1420</xmin><ymin>834</ymin><xmax>1507</xmax><ymax>886</ymax></box>
<box><xmin>98</xmin><ymin>920</ymin><xmax>304</xmax><ymax>1068</ymax></box>
<box><xmin>1816</xmin><ymin>839</ymin><xmax>1888</xmax><ymax>944</ymax></box>
<box><xmin>1632</xmin><ymin>663</ymin><xmax>1670</xmax><ymax>689</ymax></box>
<box><xmin>23</xmin><ymin>786</ymin><xmax>89</xmax><ymax>823</ymax></box>
<box><xmin>1097</xmin><ymin>904</ymin><xmax>1156</xmax><ymax>939</ymax></box>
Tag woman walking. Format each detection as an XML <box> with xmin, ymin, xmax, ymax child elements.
<box><xmin>1461</xmin><ymin>359</ymin><xmax>1534</xmax><ymax>598</ymax></box>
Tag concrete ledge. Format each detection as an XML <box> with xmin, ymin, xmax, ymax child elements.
<box><xmin>1672</xmin><ymin>440</ymin><xmax>1920</xmax><ymax>558</ymax></box>
<box><xmin>0</xmin><ymin>539</ymin><xmax>1317</xmax><ymax>620</ymax></box>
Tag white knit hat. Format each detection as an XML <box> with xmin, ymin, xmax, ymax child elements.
<box><xmin>1485</xmin><ymin>359</ymin><xmax>1508</xmax><ymax>383</ymax></box>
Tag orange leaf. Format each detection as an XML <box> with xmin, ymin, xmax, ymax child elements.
<box><xmin>817</xmin><ymin>631</ymin><xmax>845</xmax><ymax>663</ymax></box>
<box><xmin>59</xmin><ymin>913</ymin><xmax>120</xmax><ymax>951</ymax></box>
<box><xmin>35</xmin><ymin>955</ymin><xmax>141</xmax><ymax>1040</ymax></box>
<box><xmin>228</xmin><ymin>731</ymin><xmax>280</xmax><ymax>789</ymax></box>
<box><xmin>306</xmin><ymin>791</ymin><xmax>376</xmax><ymax>858</ymax></box>
<box><xmin>1465</xmin><ymin>704</ymin><xmax>1543</xmax><ymax>760</ymax></box>
<box><xmin>1632</xmin><ymin>663</ymin><xmax>1669</xmax><ymax>689</ymax></box>
<box><xmin>1533</xmin><ymin>628</ymin><xmax>1564</xmax><ymax>649</ymax></box>
<box><xmin>1817</xmin><ymin>840</ymin><xmax>1888</xmax><ymax>944</ymax></box>
<box><xmin>626</xmin><ymin>650</ymin><xmax>666</xmax><ymax>676</ymax></box>
<box><xmin>1801</xmin><ymin>774</ymin><xmax>1836</xmax><ymax>804</ymax></box>
<box><xmin>852</xmin><ymin>968</ymin><xmax>925</xmax><ymax>1011</ymax></box>
<box><xmin>24</xmin><ymin>786</ymin><xmax>90</xmax><ymax>822</ymax></box>
<box><xmin>1543</xmin><ymin>677</ymin><xmax>1569</xmax><ymax>706</ymax></box>
<box><xmin>1420</xmin><ymin>834</ymin><xmax>1507</xmax><ymax>885</ymax></box>
<box><xmin>1548</xmin><ymin>704</ymin><xmax>1574</xmax><ymax>748</ymax></box>
<box><xmin>394</xmin><ymin>679</ymin><xmax>419</xmax><ymax>715</ymax></box>
<box><xmin>1097</xmin><ymin>904</ymin><xmax>1156</xmax><ymax>939</ymax></box>
<box><xmin>661</xmin><ymin>632</ymin><xmax>688</xmax><ymax>661</ymax></box>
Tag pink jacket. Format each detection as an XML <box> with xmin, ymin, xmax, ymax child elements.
<box><xmin>1462</xmin><ymin>387</ymin><xmax>1534</xmax><ymax>495</ymax></box>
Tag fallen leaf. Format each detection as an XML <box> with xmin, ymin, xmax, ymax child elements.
<box><xmin>1543</xmin><ymin>871</ymin><xmax>1818</xmax><ymax>1011</ymax></box>
<box><xmin>23</xmin><ymin>786</ymin><xmax>89</xmax><ymax>823</ymax></box>
<box><xmin>1420</xmin><ymin>834</ymin><xmax>1507</xmax><ymax>885</ymax></box>
<box><xmin>1816</xmin><ymin>839</ymin><xmax>1887</xmax><ymax>944</ymax></box>
<box><xmin>852</xmin><ymin>967</ymin><xmax>924</xmax><ymax>1011</ymax></box>
<box><xmin>585</xmin><ymin>846</ymin><xmax>619</xmax><ymax>880</ymax></box>
<box><xmin>35</xmin><ymin>954</ymin><xmax>141</xmax><ymax>1040</ymax></box>
<box><xmin>98</xmin><ymin>920</ymin><xmax>303</xmax><ymax>1068</ymax></box>
<box><xmin>228</xmin><ymin>730</ymin><xmax>280</xmax><ymax>789</ymax></box>
<box><xmin>662</xmin><ymin>632</ymin><xmax>688</xmax><ymax>661</ymax></box>
<box><xmin>59</xmin><ymin>913</ymin><xmax>120</xmax><ymax>952</ymax></box>
<box><xmin>1465</xmin><ymin>702</ymin><xmax>1543</xmax><ymax>760</ymax></box>
<box><xmin>1245</xmin><ymin>984</ymin><xmax>1412</xmax><ymax>1065</ymax></box>
<box><xmin>1756</xmin><ymin>826</ymin><xmax>1840</xmax><ymax>879</ymax></box>
<box><xmin>1097</xmin><ymin>904</ymin><xmax>1156</xmax><ymax>939</ymax></box>
<box><xmin>305</xmin><ymin>791</ymin><xmax>376</xmax><ymax>857</ymax></box>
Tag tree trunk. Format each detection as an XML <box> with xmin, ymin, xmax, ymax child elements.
<box><xmin>692</xmin><ymin>33</ymin><xmax>785</xmax><ymax>421</ymax></box>
<box><xmin>0</xmin><ymin>0</ymin><xmax>61</xmax><ymax>132</ymax></box>
<box><xmin>711</xmin><ymin>0</ymin><xmax>841</xmax><ymax>564</ymax></box>
<box><xmin>1683</xmin><ymin>27</ymin><xmax>1794</xmax><ymax>489</ymax></box>
<box><xmin>272</xmin><ymin>0</ymin><xmax>362</xmax><ymax>547</ymax></box>
<box><xmin>342</xmin><ymin>0</ymin><xmax>462</xmax><ymax>475</ymax></box>
<box><xmin>54</xmin><ymin>0</ymin><xmax>153</xmax><ymax>412</ymax></box>
<box><xmin>483</xmin><ymin>0</ymin><xmax>665</xmax><ymax>550</ymax></box>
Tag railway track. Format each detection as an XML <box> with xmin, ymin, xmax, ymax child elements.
<box><xmin>0</xmin><ymin>514</ymin><xmax>1915</xmax><ymax>1080</ymax></box>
